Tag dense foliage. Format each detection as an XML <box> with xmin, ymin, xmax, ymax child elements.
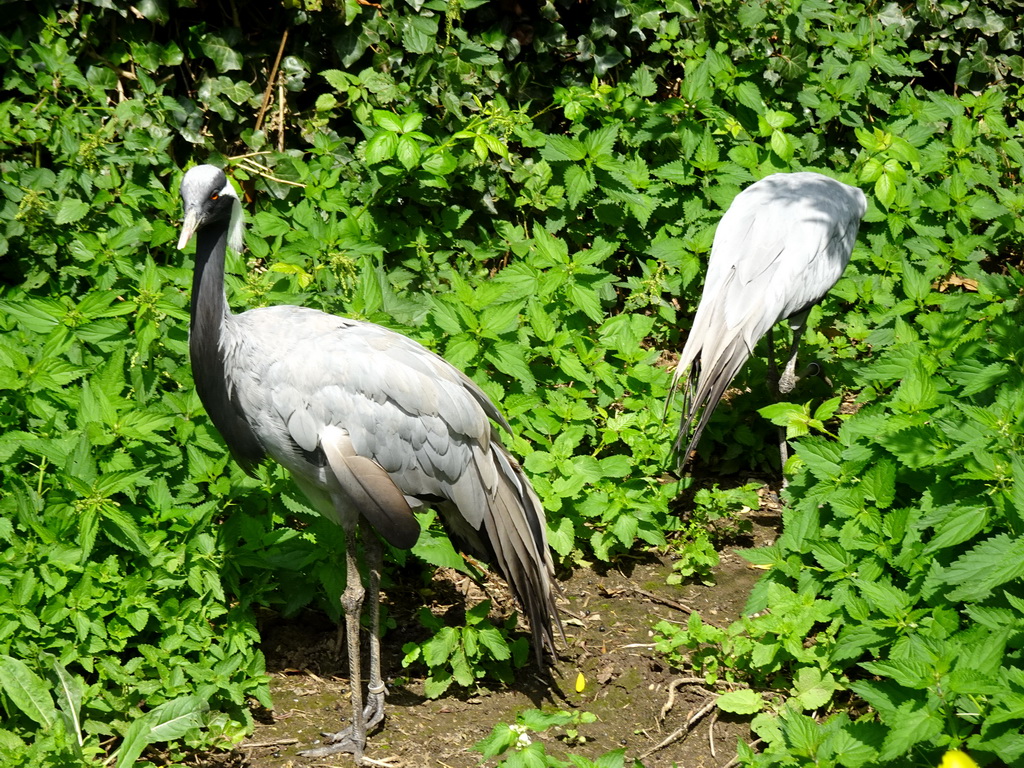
<box><xmin>1</xmin><ymin>0</ymin><xmax>1022</xmax><ymax>765</ymax></box>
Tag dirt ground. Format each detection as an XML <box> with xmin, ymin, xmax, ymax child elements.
<box><xmin>229</xmin><ymin>483</ymin><xmax>781</xmax><ymax>768</ymax></box>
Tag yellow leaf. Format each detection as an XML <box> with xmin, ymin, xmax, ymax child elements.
<box><xmin>939</xmin><ymin>750</ymin><xmax>979</xmax><ymax>768</ymax></box>
<box><xmin>575</xmin><ymin>672</ymin><xmax>586</xmax><ymax>693</ymax></box>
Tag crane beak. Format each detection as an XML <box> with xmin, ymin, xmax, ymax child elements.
<box><xmin>178</xmin><ymin>208</ymin><xmax>201</xmax><ymax>250</ymax></box>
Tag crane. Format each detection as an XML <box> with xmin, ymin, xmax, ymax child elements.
<box><xmin>177</xmin><ymin>164</ymin><xmax>560</xmax><ymax>762</ymax></box>
<box><xmin>669</xmin><ymin>171</ymin><xmax>867</xmax><ymax>471</ymax></box>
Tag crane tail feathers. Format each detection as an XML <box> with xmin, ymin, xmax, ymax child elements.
<box><xmin>441</xmin><ymin>444</ymin><xmax>561</xmax><ymax>667</ymax></box>
<box><xmin>673</xmin><ymin>337</ymin><xmax>750</xmax><ymax>471</ymax></box>
<box><xmin>490</xmin><ymin>484</ymin><xmax>562</xmax><ymax>664</ymax></box>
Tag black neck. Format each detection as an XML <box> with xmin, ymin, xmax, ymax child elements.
<box><xmin>190</xmin><ymin>219</ymin><xmax>230</xmax><ymax>401</ymax></box>
<box><xmin>191</xmin><ymin>221</ymin><xmax>229</xmax><ymax>339</ymax></box>
<box><xmin>188</xmin><ymin>215</ymin><xmax>265</xmax><ymax>473</ymax></box>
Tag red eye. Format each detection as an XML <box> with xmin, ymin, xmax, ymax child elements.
<box><xmin>211</xmin><ymin>193</ymin><xmax>219</xmax><ymax>201</ymax></box>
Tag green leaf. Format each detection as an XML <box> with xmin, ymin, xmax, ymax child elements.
<box><xmin>924</xmin><ymin>505</ymin><xmax>987</xmax><ymax>554</ymax></box>
<box><xmin>396</xmin><ymin>134</ymin><xmax>422</xmax><ymax>169</ymax></box>
<box><xmin>877</xmin><ymin>700</ymin><xmax>942</xmax><ymax>761</ymax></box>
<box><xmin>610</xmin><ymin>513</ymin><xmax>638</xmax><ymax>548</ymax></box>
<box><xmin>199</xmin><ymin>35</ymin><xmax>243</xmax><ymax>71</ymax></box>
<box><xmin>364</xmin><ymin>130</ymin><xmax>398</xmax><ymax>164</ymax></box>
<box><xmin>542</xmin><ymin>135</ymin><xmax>587</xmax><ymax>162</ymax></box>
<box><xmin>423</xmin><ymin>670</ymin><xmax>453</xmax><ymax>699</ymax></box>
<box><xmin>716</xmin><ymin>689</ymin><xmax>764</xmax><ymax>714</ymax></box>
<box><xmin>476</xmin><ymin>627</ymin><xmax>511</xmax><ymax>661</ymax></box>
<box><xmin>877</xmin><ymin>425</ymin><xmax>942</xmax><ymax>469</ymax></box>
<box><xmin>53</xmin><ymin>661</ymin><xmax>84</xmax><ymax>747</ymax></box>
<box><xmin>565</xmin><ymin>165</ymin><xmax>596</xmax><ymax>208</ymax></box>
<box><xmin>485</xmin><ymin>341</ymin><xmax>535</xmax><ymax>390</ymax></box>
<box><xmin>565</xmin><ymin>283</ymin><xmax>603</xmax><ymax>323</ymax></box>
<box><xmin>116</xmin><ymin>696</ymin><xmax>204</xmax><ymax>768</ymax></box>
<box><xmin>861</xmin><ymin>460</ymin><xmax>896</xmax><ymax>509</ymax></box>
<box><xmin>412</xmin><ymin>527</ymin><xmax>467</xmax><ymax>572</ymax></box>
<box><xmin>422</xmin><ymin>150</ymin><xmax>458</xmax><ymax>176</ymax></box>
<box><xmin>401</xmin><ymin>15</ymin><xmax>438</xmax><ymax>54</ymax></box>
<box><xmin>0</xmin><ymin>656</ymin><xmax>57</xmax><ymax>728</ymax></box>
<box><xmin>943</xmin><ymin>534</ymin><xmax>1024</xmax><ymax>601</ymax></box>
<box><xmin>423</xmin><ymin>627</ymin><xmax>459</xmax><ymax>667</ymax></box>
<box><xmin>373</xmin><ymin>110</ymin><xmax>405</xmax><ymax>132</ymax></box>
<box><xmin>55</xmin><ymin>198</ymin><xmax>90</xmax><ymax>225</ymax></box>
<box><xmin>546</xmin><ymin>516</ymin><xmax>575</xmax><ymax>557</ymax></box>
<box><xmin>791</xmin><ymin>668</ymin><xmax>840</xmax><ymax>710</ymax></box>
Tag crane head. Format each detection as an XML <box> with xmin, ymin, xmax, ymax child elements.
<box><xmin>178</xmin><ymin>164</ymin><xmax>244</xmax><ymax>253</ymax></box>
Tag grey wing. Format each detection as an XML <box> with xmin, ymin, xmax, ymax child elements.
<box><xmin>226</xmin><ymin>309</ymin><xmax>560</xmax><ymax>658</ymax></box>
<box><xmin>669</xmin><ymin>172</ymin><xmax>866</xmax><ymax>466</ymax></box>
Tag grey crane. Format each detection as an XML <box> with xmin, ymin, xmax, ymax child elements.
<box><xmin>177</xmin><ymin>164</ymin><xmax>560</xmax><ymax>762</ymax></box>
<box><xmin>669</xmin><ymin>171</ymin><xmax>867</xmax><ymax>470</ymax></box>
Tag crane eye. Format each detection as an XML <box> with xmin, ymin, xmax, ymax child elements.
<box><xmin>210</xmin><ymin>193</ymin><xmax>219</xmax><ymax>201</ymax></box>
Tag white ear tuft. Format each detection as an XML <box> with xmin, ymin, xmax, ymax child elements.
<box><xmin>225</xmin><ymin>185</ymin><xmax>245</xmax><ymax>253</ymax></box>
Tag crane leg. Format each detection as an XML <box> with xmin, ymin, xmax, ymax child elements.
<box><xmin>778</xmin><ymin>322</ymin><xmax>807</xmax><ymax>396</ymax></box>
<box><xmin>298</xmin><ymin>526</ymin><xmax>368</xmax><ymax>760</ymax></box>
<box><xmin>765</xmin><ymin>327</ymin><xmax>790</xmax><ymax>473</ymax></box>
<box><xmin>360</xmin><ymin>521</ymin><xmax>386</xmax><ymax>730</ymax></box>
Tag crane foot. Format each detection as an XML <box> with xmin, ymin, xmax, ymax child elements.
<box><xmin>297</xmin><ymin>734</ymin><xmax>362</xmax><ymax>758</ymax></box>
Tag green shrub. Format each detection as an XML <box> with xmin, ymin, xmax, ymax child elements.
<box><xmin>2</xmin><ymin>0</ymin><xmax>1023</xmax><ymax>763</ymax></box>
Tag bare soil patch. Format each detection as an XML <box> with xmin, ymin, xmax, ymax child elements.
<box><xmin>231</xmin><ymin>483</ymin><xmax>781</xmax><ymax>768</ymax></box>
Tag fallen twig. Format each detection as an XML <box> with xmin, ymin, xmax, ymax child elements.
<box><xmin>658</xmin><ymin>676</ymin><xmax>710</xmax><ymax>724</ymax></box>
<box><xmin>641</xmin><ymin>695</ymin><xmax>717</xmax><ymax>759</ymax></box>
<box><xmin>709</xmin><ymin>708</ymin><xmax>718</xmax><ymax>758</ymax></box>
<box><xmin>601</xmin><ymin>585</ymin><xmax>697</xmax><ymax>615</ymax></box>
<box><xmin>236</xmin><ymin>157</ymin><xmax>307</xmax><ymax>188</ymax></box>
<box><xmin>240</xmin><ymin>738</ymin><xmax>299</xmax><ymax>749</ymax></box>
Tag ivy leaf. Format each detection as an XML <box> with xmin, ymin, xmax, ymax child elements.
<box><xmin>199</xmin><ymin>35</ymin><xmax>243</xmax><ymax>71</ymax></box>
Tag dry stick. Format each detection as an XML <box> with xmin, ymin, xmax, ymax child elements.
<box><xmin>709</xmin><ymin>708</ymin><xmax>719</xmax><ymax>758</ymax></box>
<box><xmin>240</xmin><ymin>738</ymin><xmax>300</xmax><ymax>749</ymax></box>
<box><xmin>604</xmin><ymin>585</ymin><xmax>697</xmax><ymax>616</ymax></box>
<box><xmin>236</xmin><ymin>157</ymin><xmax>306</xmax><ymax>188</ymax></box>
<box><xmin>658</xmin><ymin>676</ymin><xmax>710</xmax><ymax>724</ymax></box>
<box><xmin>640</xmin><ymin>696</ymin><xmax>717</xmax><ymax>760</ymax></box>
<box><xmin>277</xmin><ymin>80</ymin><xmax>285</xmax><ymax>151</ymax></box>
<box><xmin>255</xmin><ymin>29</ymin><xmax>289</xmax><ymax>133</ymax></box>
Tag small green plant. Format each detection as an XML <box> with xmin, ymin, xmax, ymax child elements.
<box><xmin>475</xmin><ymin>708</ymin><xmax>641</xmax><ymax>768</ymax></box>
<box><xmin>668</xmin><ymin>483</ymin><xmax>758</xmax><ymax>583</ymax></box>
<box><xmin>401</xmin><ymin>601</ymin><xmax>528</xmax><ymax>699</ymax></box>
